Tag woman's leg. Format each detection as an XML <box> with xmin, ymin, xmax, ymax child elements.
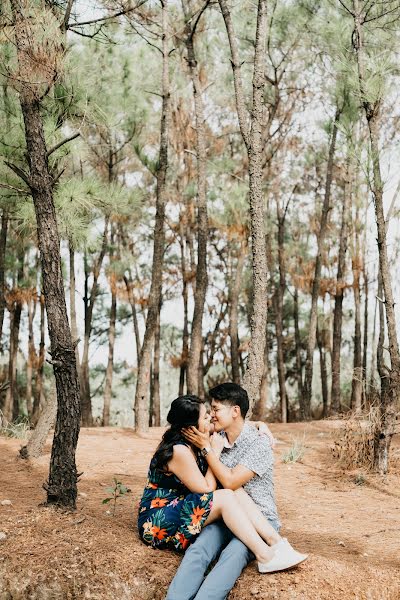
<box><xmin>204</xmin><ymin>489</ymin><xmax>274</xmax><ymax>564</ymax></box>
<box><xmin>234</xmin><ymin>487</ymin><xmax>281</xmax><ymax>546</ymax></box>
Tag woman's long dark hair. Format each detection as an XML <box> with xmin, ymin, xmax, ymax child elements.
<box><xmin>152</xmin><ymin>395</ymin><xmax>204</xmax><ymax>471</ymax></box>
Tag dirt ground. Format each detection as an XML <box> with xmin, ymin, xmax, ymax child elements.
<box><xmin>0</xmin><ymin>420</ymin><xmax>399</xmax><ymax>600</ymax></box>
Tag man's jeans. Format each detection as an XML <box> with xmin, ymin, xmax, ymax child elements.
<box><xmin>165</xmin><ymin>519</ymin><xmax>280</xmax><ymax>600</ymax></box>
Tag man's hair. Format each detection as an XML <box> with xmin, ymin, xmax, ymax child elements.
<box><xmin>208</xmin><ymin>383</ymin><xmax>249</xmax><ymax>418</ymax></box>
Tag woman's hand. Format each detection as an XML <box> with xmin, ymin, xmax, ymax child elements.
<box><xmin>182</xmin><ymin>426</ymin><xmax>210</xmax><ymax>450</ymax></box>
<box><xmin>210</xmin><ymin>432</ymin><xmax>225</xmax><ymax>457</ymax></box>
<box><xmin>253</xmin><ymin>421</ymin><xmax>276</xmax><ymax>448</ymax></box>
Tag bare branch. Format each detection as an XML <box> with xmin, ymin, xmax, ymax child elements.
<box><xmin>0</xmin><ymin>182</ymin><xmax>30</xmax><ymax>195</ymax></box>
<box><xmin>337</xmin><ymin>0</ymin><xmax>355</xmax><ymax>16</ymax></box>
<box><xmin>68</xmin><ymin>0</ymin><xmax>149</xmax><ymax>29</ymax></box>
<box><xmin>61</xmin><ymin>0</ymin><xmax>75</xmax><ymax>32</ymax></box>
<box><xmin>4</xmin><ymin>161</ymin><xmax>31</xmax><ymax>188</ymax></box>
<box><xmin>47</xmin><ymin>132</ymin><xmax>80</xmax><ymax>157</ymax></box>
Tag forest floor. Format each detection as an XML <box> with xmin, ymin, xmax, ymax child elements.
<box><xmin>0</xmin><ymin>420</ymin><xmax>399</xmax><ymax>600</ymax></box>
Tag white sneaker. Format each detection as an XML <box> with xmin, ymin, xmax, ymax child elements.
<box><xmin>258</xmin><ymin>538</ymin><xmax>308</xmax><ymax>574</ymax></box>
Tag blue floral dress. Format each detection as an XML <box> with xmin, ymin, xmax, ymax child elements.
<box><xmin>138</xmin><ymin>443</ymin><xmax>213</xmax><ymax>551</ymax></box>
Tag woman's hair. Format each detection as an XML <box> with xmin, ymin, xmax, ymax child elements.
<box><xmin>152</xmin><ymin>395</ymin><xmax>204</xmax><ymax>471</ymax></box>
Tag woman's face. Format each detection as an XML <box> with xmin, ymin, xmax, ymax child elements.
<box><xmin>197</xmin><ymin>403</ymin><xmax>211</xmax><ymax>433</ymax></box>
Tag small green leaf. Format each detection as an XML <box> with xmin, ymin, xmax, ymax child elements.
<box><xmin>102</xmin><ymin>498</ymin><xmax>112</xmax><ymax>504</ymax></box>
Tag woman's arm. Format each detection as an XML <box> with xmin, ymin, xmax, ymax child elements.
<box><xmin>167</xmin><ymin>445</ymin><xmax>218</xmax><ymax>493</ymax></box>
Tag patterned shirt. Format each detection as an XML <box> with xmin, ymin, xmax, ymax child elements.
<box><xmin>219</xmin><ymin>422</ymin><xmax>280</xmax><ymax>525</ymax></box>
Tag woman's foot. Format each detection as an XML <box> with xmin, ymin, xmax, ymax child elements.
<box><xmin>258</xmin><ymin>538</ymin><xmax>308</xmax><ymax>573</ymax></box>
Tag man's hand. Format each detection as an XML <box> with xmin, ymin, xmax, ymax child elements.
<box><xmin>182</xmin><ymin>426</ymin><xmax>210</xmax><ymax>450</ymax></box>
<box><xmin>253</xmin><ymin>421</ymin><xmax>276</xmax><ymax>448</ymax></box>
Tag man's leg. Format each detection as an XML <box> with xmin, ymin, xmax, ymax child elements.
<box><xmin>165</xmin><ymin>523</ymin><xmax>232</xmax><ymax>600</ymax></box>
<box><xmin>193</xmin><ymin>519</ymin><xmax>280</xmax><ymax>600</ymax></box>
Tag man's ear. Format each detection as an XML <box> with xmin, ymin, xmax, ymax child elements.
<box><xmin>232</xmin><ymin>405</ymin><xmax>241</xmax><ymax>419</ymax></box>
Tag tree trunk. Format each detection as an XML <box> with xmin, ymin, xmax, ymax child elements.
<box><xmin>229</xmin><ymin>239</ymin><xmax>246</xmax><ymax>384</ymax></box>
<box><xmin>102</xmin><ymin>277</ymin><xmax>117</xmax><ymax>427</ymax></box>
<box><xmin>293</xmin><ymin>287</ymin><xmax>304</xmax><ymax>413</ymax></box>
<box><xmin>351</xmin><ymin>250</ymin><xmax>363</xmax><ymax>413</ymax></box>
<box><xmin>181</xmin><ymin>2</ymin><xmax>209</xmax><ymax>396</ymax></box>
<box><xmin>123</xmin><ymin>274</ymin><xmax>141</xmax><ymax>363</ymax></box>
<box><xmin>3</xmin><ymin>249</ymin><xmax>24</xmax><ymax>423</ymax></box>
<box><xmin>362</xmin><ymin>266</ymin><xmax>369</xmax><ymax>407</ymax></box>
<box><xmin>31</xmin><ymin>293</ymin><xmax>45</xmax><ymax>427</ymax></box>
<box><xmin>330</xmin><ymin>156</ymin><xmax>352</xmax><ymax>413</ymax></box>
<box><xmin>10</xmin><ymin>0</ymin><xmax>81</xmax><ymax>507</ymax></box>
<box><xmin>253</xmin><ymin>338</ymin><xmax>269</xmax><ymax>421</ymax></box>
<box><xmin>80</xmin><ymin>218</ymin><xmax>109</xmax><ymax>426</ymax></box>
<box><xmin>302</xmin><ymin>107</ymin><xmax>341</xmax><ymax>419</ymax></box>
<box><xmin>69</xmin><ymin>241</ymin><xmax>80</xmax><ymax>370</ymax></box>
<box><xmin>352</xmin><ymin>0</ymin><xmax>400</xmax><ymax>472</ymax></box>
<box><xmin>20</xmin><ymin>381</ymin><xmax>57</xmax><ymax>460</ymax></box>
<box><xmin>26</xmin><ymin>296</ymin><xmax>37</xmax><ymax>417</ymax></box>
<box><xmin>219</xmin><ymin>0</ymin><xmax>269</xmax><ymax>411</ymax></box>
<box><xmin>0</xmin><ymin>210</ymin><xmax>9</xmax><ymax>347</ymax></box>
<box><xmin>151</xmin><ymin>303</ymin><xmax>161</xmax><ymax>427</ymax></box>
<box><xmin>178</xmin><ymin>218</ymin><xmax>189</xmax><ymax>395</ymax></box>
<box><xmin>275</xmin><ymin>204</ymin><xmax>288</xmax><ymax>423</ymax></box>
<box><xmin>134</xmin><ymin>1</ymin><xmax>170</xmax><ymax>432</ymax></box>
<box><xmin>317</xmin><ymin>322</ymin><xmax>329</xmax><ymax>418</ymax></box>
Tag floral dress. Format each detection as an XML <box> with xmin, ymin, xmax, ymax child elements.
<box><xmin>138</xmin><ymin>443</ymin><xmax>213</xmax><ymax>551</ymax></box>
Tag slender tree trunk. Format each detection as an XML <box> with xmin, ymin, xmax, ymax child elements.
<box><xmin>353</xmin><ymin>0</ymin><xmax>400</xmax><ymax>472</ymax></box>
<box><xmin>275</xmin><ymin>205</ymin><xmax>288</xmax><ymax>422</ymax></box>
<box><xmin>253</xmin><ymin>339</ymin><xmax>269</xmax><ymax>421</ymax></box>
<box><xmin>3</xmin><ymin>249</ymin><xmax>24</xmax><ymax>422</ymax></box>
<box><xmin>26</xmin><ymin>296</ymin><xmax>37</xmax><ymax>417</ymax></box>
<box><xmin>10</xmin><ymin>0</ymin><xmax>81</xmax><ymax>507</ymax></box>
<box><xmin>80</xmin><ymin>218</ymin><xmax>109</xmax><ymax>426</ymax></box>
<box><xmin>293</xmin><ymin>287</ymin><xmax>304</xmax><ymax>413</ymax></box>
<box><xmin>69</xmin><ymin>241</ymin><xmax>80</xmax><ymax>370</ymax></box>
<box><xmin>362</xmin><ymin>266</ymin><xmax>369</xmax><ymax>407</ymax></box>
<box><xmin>31</xmin><ymin>293</ymin><xmax>45</xmax><ymax>426</ymax></box>
<box><xmin>229</xmin><ymin>239</ymin><xmax>246</xmax><ymax>384</ymax></box>
<box><xmin>178</xmin><ymin>220</ymin><xmax>189</xmax><ymax>395</ymax></box>
<box><xmin>0</xmin><ymin>210</ymin><xmax>9</xmax><ymax>346</ymax></box>
<box><xmin>151</xmin><ymin>303</ymin><xmax>161</xmax><ymax>427</ymax></box>
<box><xmin>134</xmin><ymin>1</ymin><xmax>170</xmax><ymax>432</ymax></box>
<box><xmin>317</xmin><ymin>323</ymin><xmax>329</xmax><ymax>418</ymax></box>
<box><xmin>102</xmin><ymin>278</ymin><xmax>117</xmax><ymax>427</ymax></box>
<box><xmin>181</xmin><ymin>1</ymin><xmax>209</xmax><ymax>395</ymax></box>
<box><xmin>302</xmin><ymin>107</ymin><xmax>341</xmax><ymax>419</ymax></box>
<box><xmin>123</xmin><ymin>274</ymin><xmax>141</xmax><ymax>363</ymax></box>
<box><xmin>20</xmin><ymin>381</ymin><xmax>57</xmax><ymax>460</ymax></box>
<box><xmin>331</xmin><ymin>156</ymin><xmax>352</xmax><ymax>413</ymax></box>
<box><xmin>219</xmin><ymin>0</ymin><xmax>269</xmax><ymax>411</ymax></box>
<box><xmin>351</xmin><ymin>253</ymin><xmax>363</xmax><ymax>412</ymax></box>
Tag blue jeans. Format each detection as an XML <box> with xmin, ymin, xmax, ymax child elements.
<box><xmin>165</xmin><ymin>519</ymin><xmax>280</xmax><ymax>600</ymax></box>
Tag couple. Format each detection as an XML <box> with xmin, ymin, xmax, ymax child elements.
<box><xmin>138</xmin><ymin>383</ymin><xmax>308</xmax><ymax>600</ymax></box>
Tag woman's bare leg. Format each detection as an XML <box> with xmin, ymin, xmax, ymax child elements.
<box><xmin>204</xmin><ymin>489</ymin><xmax>274</xmax><ymax>564</ymax></box>
<box><xmin>234</xmin><ymin>487</ymin><xmax>281</xmax><ymax>546</ymax></box>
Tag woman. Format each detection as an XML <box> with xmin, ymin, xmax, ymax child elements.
<box><xmin>138</xmin><ymin>395</ymin><xmax>307</xmax><ymax>573</ymax></box>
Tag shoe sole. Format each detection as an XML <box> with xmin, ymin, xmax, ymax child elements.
<box><xmin>259</xmin><ymin>554</ymin><xmax>309</xmax><ymax>574</ymax></box>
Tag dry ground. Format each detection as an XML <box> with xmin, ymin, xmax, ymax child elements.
<box><xmin>0</xmin><ymin>421</ymin><xmax>399</xmax><ymax>600</ymax></box>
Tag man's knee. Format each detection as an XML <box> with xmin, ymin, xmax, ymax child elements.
<box><xmin>188</xmin><ymin>523</ymin><xmax>232</xmax><ymax>561</ymax></box>
<box><xmin>219</xmin><ymin>536</ymin><xmax>254</xmax><ymax>567</ymax></box>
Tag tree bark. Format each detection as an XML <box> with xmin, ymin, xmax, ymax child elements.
<box><xmin>151</xmin><ymin>303</ymin><xmax>161</xmax><ymax>427</ymax></box>
<box><xmin>10</xmin><ymin>0</ymin><xmax>81</xmax><ymax>507</ymax></box>
<box><xmin>134</xmin><ymin>0</ymin><xmax>170</xmax><ymax>432</ymax></box>
<box><xmin>181</xmin><ymin>1</ymin><xmax>209</xmax><ymax>396</ymax></box>
<box><xmin>293</xmin><ymin>287</ymin><xmax>304</xmax><ymax>412</ymax></box>
<box><xmin>302</xmin><ymin>107</ymin><xmax>341</xmax><ymax>419</ymax></box>
<box><xmin>330</xmin><ymin>156</ymin><xmax>352</xmax><ymax>413</ymax></box>
<box><xmin>69</xmin><ymin>241</ymin><xmax>80</xmax><ymax>370</ymax></box>
<box><xmin>229</xmin><ymin>239</ymin><xmax>246</xmax><ymax>384</ymax></box>
<box><xmin>178</xmin><ymin>217</ymin><xmax>189</xmax><ymax>395</ymax></box>
<box><xmin>219</xmin><ymin>0</ymin><xmax>269</xmax><ymax>412</ymax></box>
<box><xmin>123</xmin><ymin>273</ymin><xmax>141</xmax><ymax>363</ymax></box>
<box><xmin>317</xmin><ymin>322</ymin><xmax>329</xmax><ymax>418</ymax></box>
<box><xmin>20</xmin><ymin>381</ymin><xmax>57</xmax><ymax>460</ymax></box>
<box><xmin>26</xmin><ymin>294</ymin><xmax>37</xmax><ymax>417</ymax></box>
<box><xmin>275</xmin><ymin>202</ymin><xmax>288</xmax><ymax>422</ymax></box>
<box><xmin>0</xmin><ymin>210</ymin><xmax>9</xmax><ymax>347</ymax></box>
<box><xmin>351</xmin><ymin>219</ymin><xmax>363</xmax><ymax>414</ymax></box>
<box><xmin>102</xmin><ymin>271</ymin><xmax>117</xmax><ymax>427</ymax></box>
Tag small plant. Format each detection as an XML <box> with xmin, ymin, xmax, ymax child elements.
<box><xmin>0</xmin><ymin>414</ymin><xmax>30</xmax><ymax>440</ymax></box>
<box><xmin>282</xmin><ymin>435</ymin><xmax>307</xmax><ymax>464</ymax></box>
<box><xmin>353</xmin><ymin>472</ymin><xmax>366</xmax><ymax>486</ymax></box>
<box><xmin>102</xmin><ymin>478</ymin><xmax>131</xmax><ymax>516</ymax></box>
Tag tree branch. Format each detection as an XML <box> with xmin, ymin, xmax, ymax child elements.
<box><xmin>47</xmin><ymin>132</ymin><xmax>80</xmax><ymax>157</ymax></box>
<box><xmin>0</xmin><ymin>182</ymin><xmax>30</xmax><ymax>195</ymax></box>
<box><xmin>68</xmin><ymin>0</ymin><xmax>149</xmax><ymax>29</ymax></box>
<box><xmin>4</xmin><ymin>161</ymin><xmax>31</xmax><ymax>188</ymax></box>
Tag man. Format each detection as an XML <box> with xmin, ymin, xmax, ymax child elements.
<box><xmin>165</xmin><ymin>382</ymin><xmax>284</xmax><ymax>600</ymax></box>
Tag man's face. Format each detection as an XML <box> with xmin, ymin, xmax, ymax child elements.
<box><xmin>210</xmin><ymin>399</ymin><xmax>238</xmax><ymax>432</ymax></box>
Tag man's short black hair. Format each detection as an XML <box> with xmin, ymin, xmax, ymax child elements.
<box><xmin>208</xmin><ymin>383</ymin><xmax>249</xmax><ymax>418</ymax></box>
